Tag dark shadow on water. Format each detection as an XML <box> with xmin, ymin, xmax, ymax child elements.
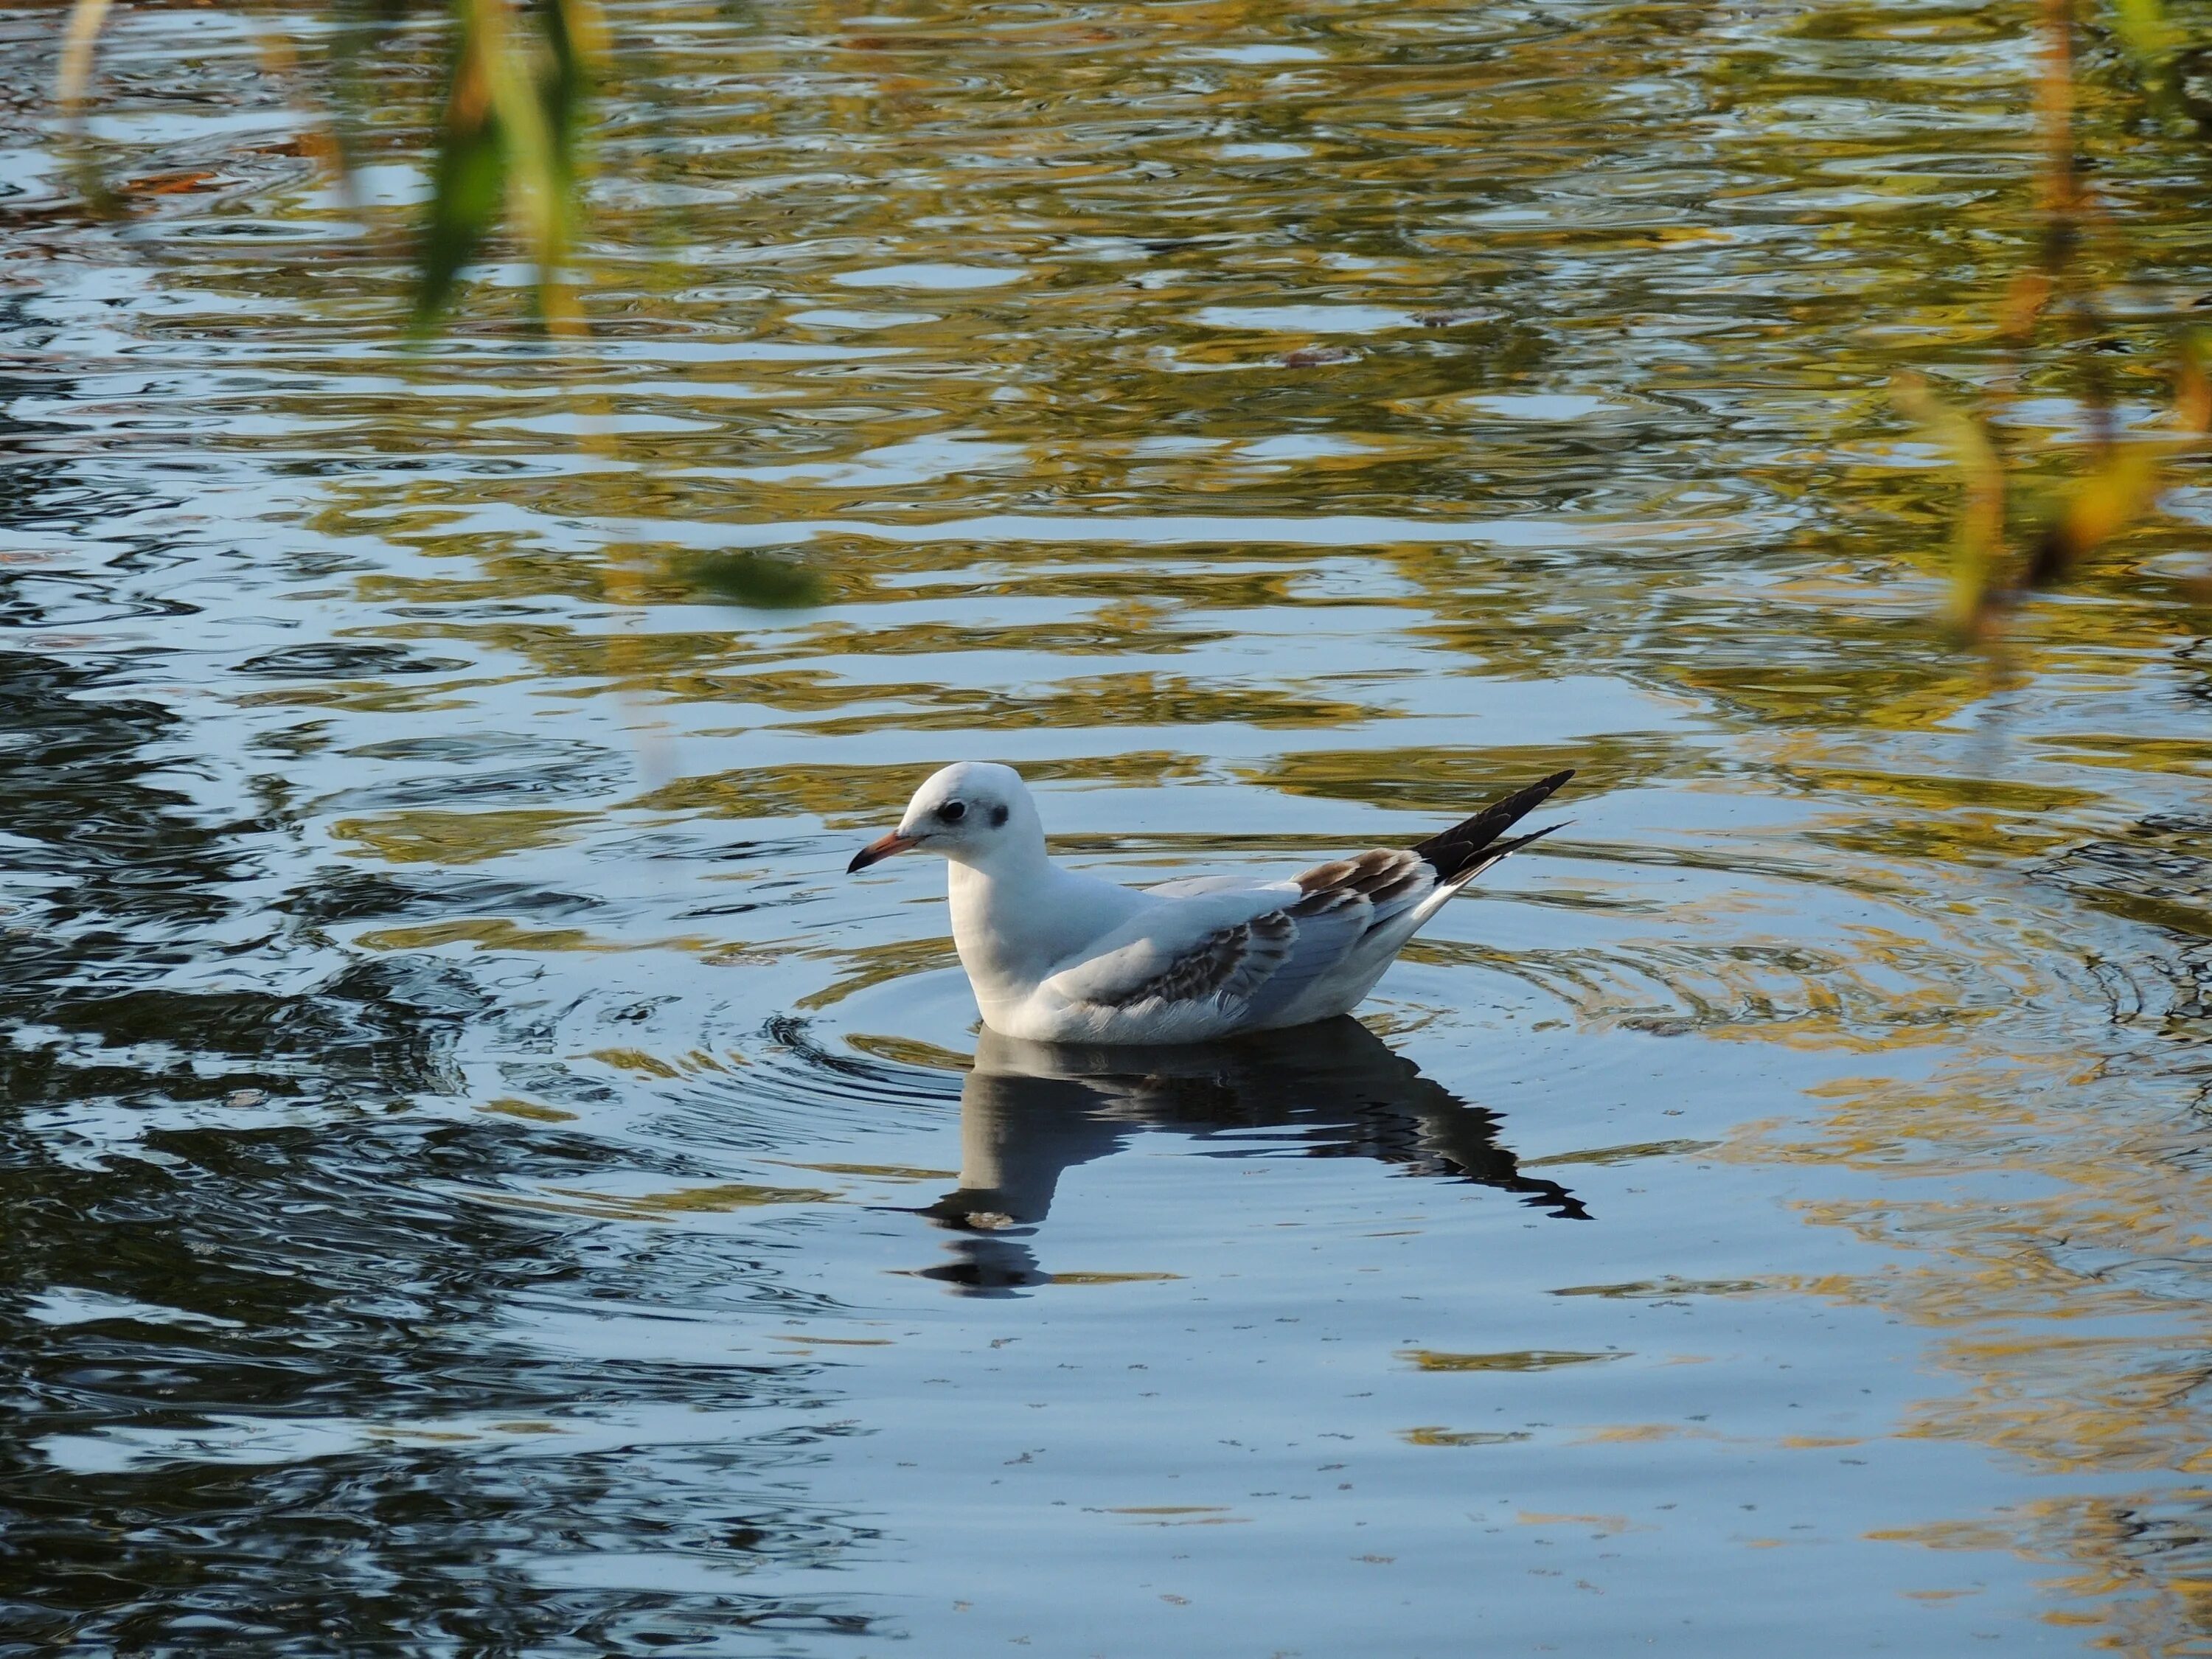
<box><xmin>910</xmin><ymin>1017</ymin><xmax>1586</xmax><ymax>1296</ymax></box>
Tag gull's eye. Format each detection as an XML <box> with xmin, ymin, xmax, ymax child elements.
<box><xmin>939</xmin><ymin>800</ymin><xmax>968</xmax><ymax>824</ymax></box>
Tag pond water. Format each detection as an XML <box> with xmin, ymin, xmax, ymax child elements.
<box><xmin>6</xmin><ymin>0</ymin><xmax>2212</xmax><ymax>1652</ymax></box>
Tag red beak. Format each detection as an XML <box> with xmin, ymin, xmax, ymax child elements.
<box><xmin>846</xmin><ymin>830</ymin><xmax>918</xmax><ymax>874</ymax></box>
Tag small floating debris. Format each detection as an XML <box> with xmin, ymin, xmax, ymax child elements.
<box><xmin>1399</xmin><ymin>1427</ymin><xmax>1533</xmax><ymax>1447</ymax></box>
<box><xmin>1397</xmin><ymin>1349</ymin><xmax>1627</xmax><ymax>1373</ymax></box>
<box><xmin>479</xmin><ymin>1097</ymin><xmax>578</xmax><ymax>1124</ymax></box>
<box><xmin>1412</xmin><ymin>307</ymin><xmax>1503</xmax><ymax>327</ymax></box>
<box><xmin>1280</xmin><ymin>344</ymin><xmax>1360</xmax><ymax>368</ymax></box>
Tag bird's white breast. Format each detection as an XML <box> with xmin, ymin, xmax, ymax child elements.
<box><xmin>946</xmin><ymin>858</ymin><xmax>1152</xmax><ymax>1028</ymax></box>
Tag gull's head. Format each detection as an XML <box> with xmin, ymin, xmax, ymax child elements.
<box><xmin>846</xmin><ymin>762</ymin><xmax>1043</xmax><ymax>874</ymax></box>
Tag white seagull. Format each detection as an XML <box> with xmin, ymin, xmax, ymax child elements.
<box><xmin>845</xmin><ymin>762</ymin><xmax>1573</xmax><ymax>1045</ymax></box>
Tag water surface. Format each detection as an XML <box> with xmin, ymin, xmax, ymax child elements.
<box><xmin>5</xmin><ymin>1</ymin><xmax>2212</xmax><ymax>1652</ymax></box>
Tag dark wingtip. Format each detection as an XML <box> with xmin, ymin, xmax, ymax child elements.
<box><xmin>1412</xmin><ymin>771</ymin><xmax>1577</xmax><ymax>882</ymax></box>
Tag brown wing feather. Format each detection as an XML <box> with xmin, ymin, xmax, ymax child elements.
<box><xmin>1296</xmin><ymin>846</ymin><xmax>1425</xmax><ymax>901</ymax></box>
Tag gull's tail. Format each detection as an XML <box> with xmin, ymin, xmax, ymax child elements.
<box><xmin>1411</xmin><ymin>769</ymin><xmax>1575</xmax><ymax>886</ymax></box>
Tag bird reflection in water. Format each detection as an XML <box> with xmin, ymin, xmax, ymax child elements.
<box><xmin>911</xmin><ymin>1017</ymin><xmax>1587</xmax><ymax>1295</ymax></box>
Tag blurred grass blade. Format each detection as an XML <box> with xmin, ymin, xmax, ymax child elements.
<box><xmin>509</xmin><ymin>0</ymin><xmax>608</xmax><ymax>333</ymax></box>
<box><xmin>2110</xmin><ymin>0</ymin><xmax>2178</xmax><ymax>63</ymax></box>
<box><xmin>1892</xmin><ymin>374</ymin><xmax>2008</xmax><ymax>633</ymax></box>
<box><xmin>2025</xmin><ymin>340</ymin><xmax>2212</xmax><ymax>588</ymax></box>
<box><xmin>55</xmin><ymin>0</ymin><xmax>114</xmax><ymax>132</ymax></box>
<box><xmin>55</xmin><ymin>0</ymin><xmax>121</xmax><ymax>212</ymax></box>
<box><xmin>60</xmin><ymin>0</ymin><xmax>607</xmax><ymax>334</ymax></box>
<box><xmin>413</xmin><ymin>0</ymin><xmax>509</xmax><ymax>329</ymax></box>
<box><xmin>414</xmin><ymin>0</ymin><xmax>606</xmax><ymax>333</ymax></box>
<box><xmin>2026</xmin><ymin>448</ymin><xmax>2160</xmax><ymax>588</ymax></box>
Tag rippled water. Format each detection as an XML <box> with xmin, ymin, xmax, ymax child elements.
<box><xmin>7</xmin><ymin>0</ymin><xmax>2212</xmax><ymax>1652</ymax></box>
